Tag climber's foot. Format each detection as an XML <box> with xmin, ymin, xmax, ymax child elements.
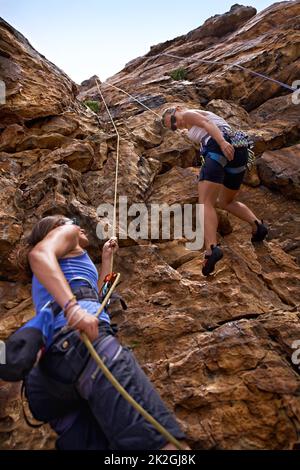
<box><xmin>251</xmin><ymin>220</ymin><xmax>268</xmax><ymax>243</ymax></box>
<box><xmin>202</xmin><ymin>245</ymin><xmax>223</xmax><ymax>276</ymax></box>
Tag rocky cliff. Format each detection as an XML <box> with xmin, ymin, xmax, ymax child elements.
<box><xmin>0</xmin><ymin>2</ymin><xmax>300</xmax><ymax>450</ymax></box>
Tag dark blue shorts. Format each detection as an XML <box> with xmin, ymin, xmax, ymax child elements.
<box><xmin>199</xmin><ymin>137</ymin><xmax>248</xmax><ymax>190</ymax></box>
<box><xmin>25</xmin><ymin>321</ymin><xmax>185</xmax><ymax>450</ymax></box>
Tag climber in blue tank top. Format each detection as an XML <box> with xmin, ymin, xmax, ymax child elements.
<box><xmin>17</xmin><ymin>216</ymin><xmax>112</xmax><ymax>349</ymax></box>
<box><xmin>16</xmin><ymin>214</ymin><xmax>188</xmax><ymax>450</ymax></box>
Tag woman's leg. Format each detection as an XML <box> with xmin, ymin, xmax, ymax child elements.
<box><xmin>198</xmin><ymin>180</ymin><xmax>222</xmax><ymax>253</ymax></box>
<box><xmin>218</xmin><ymin>186</ymin><xmax>261</xmax><ymax>234</ymax></box>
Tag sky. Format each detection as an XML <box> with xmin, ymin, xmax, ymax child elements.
<box><xmin>1</xmin><ymin>0</ymin><xmax>280</xmax><ymax>84</ymax></box>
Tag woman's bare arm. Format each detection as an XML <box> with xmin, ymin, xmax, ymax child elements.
<box><xmin>28</xmin><ymin>225</ymin><xmax>80</xmax><ymax>309</ymax></box>
<box><xmin>29</xmin><ymin>225</ymin><xmax>99</xmax><ymax>340</ymax></box>
<box><xmin>98</xmin><ymin>238</ymin><xmax>119</xmax><ymax>291</ymax></box>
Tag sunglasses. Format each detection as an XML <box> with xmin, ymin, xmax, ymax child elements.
<box><xmin>170</xmin><ymin>114</ymin><xmax>177</xmax><ymax>131</ymax></box>
<box><xmin>60</xmin><ymin>217</ymin><xmax>80</xmax><ymax>227</ymax></box>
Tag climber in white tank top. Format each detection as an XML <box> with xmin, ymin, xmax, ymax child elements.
<box><xmin>161</xmin><ymin>106</ymin><xmax>235</xmax><ymax>159</ymax></box>
<box><xmin>161</xmin><ymin>106</ymin><xmax>268</xmax><ymax>277</ymax></box>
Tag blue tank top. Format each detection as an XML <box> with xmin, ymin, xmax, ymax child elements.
<box><xmin>31</xmin><ymin>250</ymin><xmax>110</xmax><ymax>333</ymax></box>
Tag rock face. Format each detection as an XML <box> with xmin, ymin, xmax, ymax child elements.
<box><xmin>1</xmin><ymin>2</ymin><xmax>300</xmax><ymax>450</ymax></box>
<box><xmin>0</xmin><ymin>18</ymin><xmax>78</xmax><ymax>125</ymax></box>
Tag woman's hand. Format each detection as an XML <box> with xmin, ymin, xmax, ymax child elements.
<box><xmin>102</xmin><ymin>237</ymin><xmax>119</xmax><ymax>260</ymax></box>
<box><xmin>220</xmin><ymin>141</ymin><xmax>235</xmax><ymax>161</ymax></box>
<box><xmin>67</xmin><ymin>306</ymin><xmax>99</xmax><ymax>342</ymax></box>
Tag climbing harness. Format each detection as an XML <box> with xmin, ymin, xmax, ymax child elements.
<box><xmin>21</xmin><ymin>381</ymin><xmax>44</xmax><ymax>429</ymax></box>
<box><xmin>205</xmin><ymin>151</ymin><xmax>247</xmax><ymax>174</ymax></box>
<box><xmin>199</xmin><ymin>127</ymin><xmax>255</xmax><ymax>173</ymax></box>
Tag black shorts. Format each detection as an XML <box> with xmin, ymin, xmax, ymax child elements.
<box><xmin>25</xmin><ymin>323</ymin><xmax>185</xmax><ymax>450</ymax></box>
<box><xmin>199</xmin><ymin>137</ymin><xmax>248</xmax><ymax>190</ymax></box>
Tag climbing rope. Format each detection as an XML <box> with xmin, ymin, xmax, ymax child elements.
<box><xmin>103</xmin><ymin>81</ymin><xmax>161</xmax><ymax>118</ymax></box>
<box><xmin>80</xmin><ymin>81</ymin><xmax>185</xmax><ymax>450</ymax></box>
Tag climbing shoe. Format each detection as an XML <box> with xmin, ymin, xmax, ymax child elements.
<box><xmin>251</xmin><ymin>220</ymin><xmax>268</xmax><ymax>243</ymax></box>
<box><xmin>202</xmin><ymin>245</ymin><xmax>223</xmax><ymax>276</ymax></box>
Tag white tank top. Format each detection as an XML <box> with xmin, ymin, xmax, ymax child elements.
<box><xmin>187</xmin><ymin>111</ymin><xmax>231</xmax><ymax>146</ymax></box>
